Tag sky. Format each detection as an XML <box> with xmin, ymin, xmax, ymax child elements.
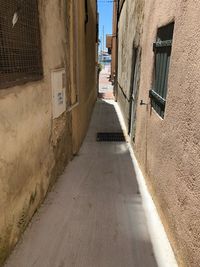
<box><xmin>97</xmin><ymin>0</ymin><xmax>113</xmax><ymax>52</ymax></box>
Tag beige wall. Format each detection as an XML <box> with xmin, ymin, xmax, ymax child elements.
<box><xmin>117</xmin><ymin>0</ymin><xmax>200</xmax><ymax>266</ymax></box>
<box><xmin>135</xmin><ymin>1</ymin><xmax>200</xmax><ymax>266</ymax></box>
<box><xmin>0</xmin><ymin>0</ymin><xmax>97</xmax><ymax>265</ymax></box>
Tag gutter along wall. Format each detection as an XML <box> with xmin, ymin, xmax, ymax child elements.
<box><xmin>116</xmin><ymin>0</ymin><xmax>200</xmax><ymax>266</ymax></box>
<box><xmin>0</xmin><ymin>0</ymin><xmax>97</xmax><ymax>265</ymax></box>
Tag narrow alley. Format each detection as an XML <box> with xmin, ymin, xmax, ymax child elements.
<box><xmin>1</xmin><ymin>0</ymin><xmax>200</xmax><ymax>266</ymax></box>
<box><xmin>5</xmin><ymin>98</ymin><xmax>157</xmax><ymax>267</ymax></box>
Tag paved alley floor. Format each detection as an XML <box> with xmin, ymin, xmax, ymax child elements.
<box><xmin>5</xmin><ymin>100</ymin><xmax>157</xmax><ymax>267</ymax></box>
<box><xmin>98</xmin><ymin>66</ymin><xmax>114</xmax><ymax>100</ymax></box>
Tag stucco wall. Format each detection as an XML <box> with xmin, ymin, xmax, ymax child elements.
<box><xmin>0</xmin><ymin>0</ymin><xmax>97</xmax><ymax>265</ymax></box>
<box><xmin>132</xmin><ymin>1</ymin><xmax>200</xmax><ymax>266</ymax></box>
<box><xmin>117</xmin><ymin>0</ymin><xmax>200</xmax><ymax>266</ymax></box>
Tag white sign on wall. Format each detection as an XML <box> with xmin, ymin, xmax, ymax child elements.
<box><xmin>51</xmin><ymin>68</ymin><xmax>66</xmax><ymax>119</ymax></box>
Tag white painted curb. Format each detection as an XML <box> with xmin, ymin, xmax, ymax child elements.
<box><xmin>112</xmin><ymin>100</ymin><xmax>178</xmax><ymax>267</ymax></box>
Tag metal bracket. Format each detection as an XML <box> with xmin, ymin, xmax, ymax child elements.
<box><xmin>140</xmin><ymin>100</ymin><xmax>148</xmax><ymax>106</ymax></box>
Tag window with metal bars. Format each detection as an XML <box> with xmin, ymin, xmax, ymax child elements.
<box><xmin>0</xmin><ymin>0</ymin><xmax>43</xmax><ymax>89</ymax></box>
<box><xmin>149</xmin><ymin>22</ymin><xmax>174</xmax><ymax>118</ymax></box>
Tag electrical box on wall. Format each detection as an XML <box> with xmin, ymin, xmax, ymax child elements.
<box><xmin>51</xmin><ymin>68</ymin><xmax>66</xmax><ymax>119</ymax></box>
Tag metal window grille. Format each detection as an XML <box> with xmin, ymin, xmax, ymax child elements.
<box><xmin>149</xmin><ymin>23</ymin><xmax>174</xmax><ymax>118</ymax></box>
<box><xmin>0</xmin><ymin>0</ymin><xmax>43</xmax><ymax>89</ymax></box>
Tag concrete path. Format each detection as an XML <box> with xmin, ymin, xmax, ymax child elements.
<box><xmin>5</xmin><ymin>100</ymin><xmax>158</xmax><ymax>267</ymax></box>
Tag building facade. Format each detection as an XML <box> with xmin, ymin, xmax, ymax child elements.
<box><xmin>0</xmin><ymin>0</ymin><xmax>97</xmax><ymax>265</ymax></box>
<box><xmin>115</xmin><ymin>0</ymin><xmax>200</xmax><ymax>266</ymax></box>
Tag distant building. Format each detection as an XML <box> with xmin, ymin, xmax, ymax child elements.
<box><xmin>99</xmin><ymin>51</ymin><xmax>111</xmax><ymax>64</ymax></box>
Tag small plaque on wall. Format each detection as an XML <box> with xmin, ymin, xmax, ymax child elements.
<box><xmin>51</xmin><ymin>68</ymin><xmax>66</xmax><ymax>119</ymax></box>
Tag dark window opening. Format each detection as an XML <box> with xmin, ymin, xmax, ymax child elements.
<box><xmin>149</xmin><ymin>22</ymin><xmax>174</xmax><ymax>118</ymax></box>
<box><xmin>0</xmin><ymin>0</ymin><xmax>43</xmax><ymax>89</ymax></box>
<box><xmin>108</xmin><ymin>47</ymin><xmax>111</xmax><ymax>55</ymax></box>
<box><xmin>85</xmin><ymin>0</ymin><xmax>88</xmax><ymax>32</ymax></box>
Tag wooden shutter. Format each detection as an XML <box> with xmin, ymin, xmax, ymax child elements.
<box><xmin>150</xmin><ymin>40</ymin><xmax>172</xmax><ymax>118</ymax></box>
<box><xmin>149</xmin><ymin>22</ymin><xmax>174</xmax><ymax>118</ymax></box>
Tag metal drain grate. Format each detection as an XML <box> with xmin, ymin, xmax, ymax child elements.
<box><xmin>96</xmin><ymin>132</ymin><xmax>125</xmax><ymax>142</ymax></box>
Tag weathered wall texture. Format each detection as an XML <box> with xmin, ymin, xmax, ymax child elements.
<box><xmin>117</xmin><ymin>0</ymin><xmax>144</xmax><ymax>131</ymax></box>
<box><xmin>118</xmin><ymin>0</ymin><xmax>200</xmax><ymax>266</ymax></box>
<box><xmin>0</xmin><ymin>0</ymin><xmax>97</xmax><ymax>265</ymax></box>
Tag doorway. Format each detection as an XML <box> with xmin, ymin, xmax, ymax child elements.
<box><xmin>128</xmin><ymin>47</ymin><xmax>140</xmax><ymax>142</ymax></box>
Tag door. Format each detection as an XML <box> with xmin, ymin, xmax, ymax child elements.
<box><xmin>128</xmin><ymin>47</ymin><xmax>140</xmax><ymax>142</ymax></box>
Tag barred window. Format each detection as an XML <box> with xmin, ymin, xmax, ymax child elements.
<box><xmin>0</xmin><ymin>0</ymin><xmax>43</xmax><ymax>89</ymax></box>
<box><xmin>149</xmin><ymin>22</ymin><xmax>174</xmax><ymax>118</ymax></box>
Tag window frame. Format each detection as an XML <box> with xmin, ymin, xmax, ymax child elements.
<box><xmin>149</xmin><ymin>23</ymin><xmax>174</xmax><ymax>118</ymax></box>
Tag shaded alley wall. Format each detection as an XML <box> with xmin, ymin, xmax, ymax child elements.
<box><xmin>117</xmin><ymin>0</ymin><xmax>144</xmax><ymax>133</ymax></box>
<box><xmin>0</xmin><ymin>0</ymin><xmax>97</xmax><ymax>265</ymax></box>
<box><xmin>72</xmin><ymin>0</ymin><xmax>98</xmax><ymax>154</ymax></box>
